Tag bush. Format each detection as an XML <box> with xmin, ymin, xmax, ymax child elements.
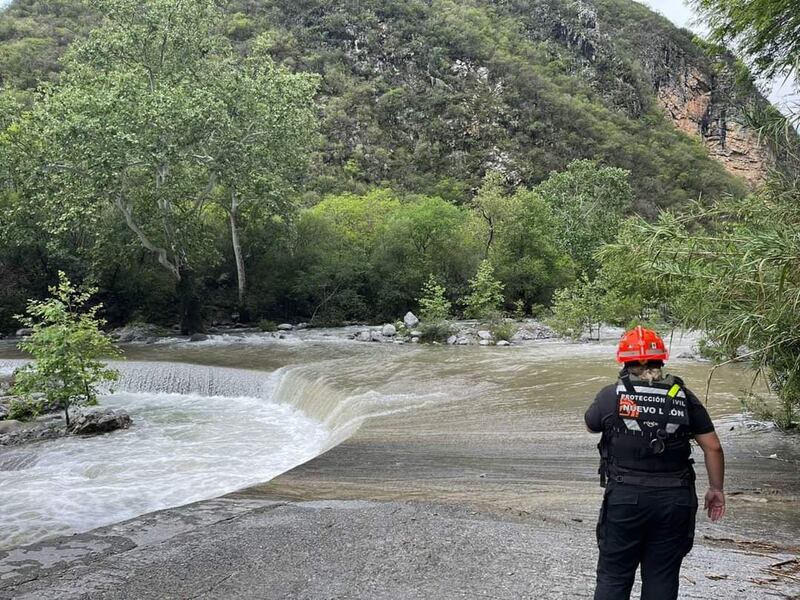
<box><xmin>258</xmin><ymin>319</ymin><xmax>278</xmax><ymax>332</ymax></box>
<box><xmin>418</xmin><ymin>321</ymin><xmax>455</xmax><ymax>344</ymax></box>
<box><xmin>463</xmin><ymin>260</ymin><xmax>505</xmax><ymax>320</ymax></box>
<box><xmin>490</xmin><ymin>320</ymin><xmax>518</xmax><ymax>342</ymax></box>
<box><xmin>11</xmin><ymin>272</ymin><xmax>120</xmax><ymax>428</ymax></box>
<box><xmin>8</xmin><ymin>396</ymin><xmax>41</xmax><ymax>421</ymax></box>
<box><xmin>417</xmin><ymin>274</ymin><xmax>451</xmax><ymax>322</ymax></box>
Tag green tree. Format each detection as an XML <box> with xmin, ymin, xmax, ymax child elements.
<box><xmin>13</xmin><ymin>0</ymin><xmax>318</xmax><ymax>332</ymax></box>
<box><xmin>417</xmin><ymin>274</ymin><xmax>452</xmax><ymax>322</ymax></box>
<box><xmin>463</xmin><ymin>259</ymin><xmax>505</xmax><ymax>320</ymax></box>
<box><xmin>691</xmin><ymin>0</ymin><xmax>800</xmax><ymax>80</ymax></box>
<box><xmin>12</xmin><ymin>272</ymin><xmax>120</xmax><ymax>428</ymax></box>
<box><xmin>536</xmin><ymin>160</ymin><xmax>633</xmax><ymax>276</ymax></box>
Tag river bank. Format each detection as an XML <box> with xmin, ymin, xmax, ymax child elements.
<box><xmin>0</xmin><ymin>331</ymin><xmax>797</xmax><ymax>598</ymax></box>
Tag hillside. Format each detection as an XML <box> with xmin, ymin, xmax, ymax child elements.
<box><xmin>0</xmin><ymin>0</ymin><xmax>775</xmax><ymax>212</ymax></box>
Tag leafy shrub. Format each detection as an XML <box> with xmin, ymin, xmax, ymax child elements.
<box><xmin>418</xmin><ymin>321</ymin><xmax>455</xmax><ymax>344</ymax></box>
<box><xmin>417</xmin><ymin>275</ymin><xmax>451</xmax><ymax>322</ymax></box>
<box><xmin>490</xmin><ymin>320</ymin><xmax>518</xmax><ymax>342</ymax></box>
<box><xmin>258</xmin><ymin>319</ymin><xmax>278</xmax><ymax>332</ymax></box>
<box><xmin>463</xmin><ymin>260</ymin><xmax>505</xmax><ymax>320</ymax></box>
<box><xmin>11</xmin><ymin>272</ymin><xmax>120</xmax><ymax>428</ymax></box>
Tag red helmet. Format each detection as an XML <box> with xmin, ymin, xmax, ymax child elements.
<box><xmin>616</xmin><ymin>326</ymin><xmax>668</xmax><ymax>363</ymax></box>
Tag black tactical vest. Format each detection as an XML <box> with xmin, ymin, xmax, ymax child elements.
<box><xmin>598</xmin><ymin>372</ymin><xmax>695</xmax><ymax>487</ymax></box>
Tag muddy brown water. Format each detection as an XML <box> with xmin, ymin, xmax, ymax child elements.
<box><xmin>1</xmin><ymin>330</ymin><xmax>798</xmax><ymax>551</ymax></box>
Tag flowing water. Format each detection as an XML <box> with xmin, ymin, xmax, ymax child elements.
<box><xmin>0</xmin><ymin>328</ymin><xmax>798</xmax><ymax>551</ymax></box>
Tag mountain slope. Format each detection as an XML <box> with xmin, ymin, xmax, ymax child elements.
<box><xmin>0</xmin><ymin>0</ymin><xmax>775</xmax><ymax>211</ymax></box>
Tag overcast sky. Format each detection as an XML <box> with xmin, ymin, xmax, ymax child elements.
<box><xmin>637</xmin><ymin>0</ymin><xmax>798</xmax><ymax>113</ymax></box>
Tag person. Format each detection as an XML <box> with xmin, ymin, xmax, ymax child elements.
<box><xmin>585</xmin><ymin>326</ymin><xmax>726</xmax><ymax>600</ymax></box>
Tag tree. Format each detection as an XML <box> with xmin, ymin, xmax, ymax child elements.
<box><xmin>536</xmin><ymin>160</ymin><xmax>633</xmax><ymax>276</ymax></box>
<box><xmin>417</xmin><ymin>274</ymin><xmax>452</xmax><ymax>322</ymax></box>
<box><xmin>691</xmin><ymin>0</ymin><xmax>800</xmax><ymax>80</ymax></box>
<box><xmin>14</xmin><ymin>0</ymin><xmax>318</xmax><ymax>331</ymax></box>
<box><xmin>463</xmin><ymin>259</ymin><xmax>505</xmax><ymax>320</ymax></box>
<box><xmin>11</xmin><ymin>272</ymin><xmax>120</xmax><ymax>428</ymax></box>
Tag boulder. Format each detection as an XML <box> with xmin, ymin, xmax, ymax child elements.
<box><xmin>411</xmin><ymin>337</ymin><xmax>420</xmax><ymax>344</ymax></box>
<box><xmin>497</xmin><ymin>340</ymin><xmax>511</xmax><ymax>347</ymax></box>
<box><xmin>0</xmin><ymin>420</ymin><xmax>24</xmax><ymax>434</ymax></box>
<box><xmin>356</xmin><ymin>330</ymin><xmax>372</xmax><ymax>342</ymax></box>
<box><xmin>477</xmin><ymin>330</ymin><xmax>492</xmax><ymax>340</ymax></box>
<box><xmin>189</xmin><ymin>333</ymin><xmax>209</xmax><ymax>342</ymax></box>
<box><xmin>69</xmin><ymin>408</ymin><xmax>132</xmax><ymax>436</ymax></box>
<box><xmin>15</xmin><ymin>328</ymin><xmax>34</xmax><ymax>338</ymax></box>
<box><xmin>403</xmin><ymin>312</ymin><xmax>420</xmax><ymax>328</ymax></box>
<box><xmin>410</xmin><ymin>330</ymin><xmax>423</xmax><ymax>337</ymax></box>
<box><xmin>447</xmin><ymin>335</ymin><xmax>458</xmax><ymax>345</ymax></box>
<box><xmin>296</xmin><ymin>323</ymin><xmax>309</xmax><ymax>330</ymax></box>
<box><xmin>277</xmin><ymin>323</ymin><xmax>294</xmax><ymax>331</ymax></box>
<box><xmin>456</xmin><ymin>337</ymin><xmax>470</xmax><ymax>346</ymax></box>
<box><xmin>112</xmin><ymin>323</ymin><xmax>162</xmax><ymax>343</ymax></box>
<box><xmin>479</xmin><ymin>339</ymin><xmax>491</xmax><ymax>346</ymax></box>
<box><xmin>370</xmin><ymin>330</ymin><xmax>385</xmax><ymax>343</ymax></box>
<box><xmin>381</xmin><ymin>324</ymin><xmax>397</xmax><ymax>337</ymax></box>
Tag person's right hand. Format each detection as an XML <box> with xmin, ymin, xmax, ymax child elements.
<box><xmin>704</xmin><ymin>488</ymin><xmax>726</xmax><ymax>522</ymax></box>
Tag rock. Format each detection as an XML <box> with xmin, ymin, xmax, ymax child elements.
<box><xmin>356</xmin><ymin>330</ymin><xmax>372</xmax><ymax>342</ymax></box>
<box><xmin>112</xmin><ymin>323</ymin><xmax>162</xmax><ymax>343</ymax></box>
<box><xmin>403</xmin><ymin>312</ymin><xmax>420</xmax><ymax>329</ymax></box>
<box><xmin>677</xmin><ymin>352</ymin><xmax>695</xmax><ymax>359</ymax></box>
<box><xmin>277</xmin><ymin>323</ymin><xmax>294</xmax><ymax>331</ymax></box>
<box><xmin>0</xmin><ymin>419</ymin><xmax>24</xmax><ymax>434</ymax></box>
<box><xmin>189</xmin><ymin>333</ymin><xmax>208</xmax><ymax>342</ymax></box>
<box><xmin>410</xmin><ymin>330</ymin><xmax>422</xmax><ymax>337</ymax></box>
<box><xmin>479</xmin><ymin>340</ymin><xmax>491</xmax><ymax>346</ymax></box>
<box><xmin>296</xmin><ymin>323</ymin><xmax>309</xmax><ymax>330</ymax></box>
<box><xmin>497</xmin><ymin>340</ymin><xmax>511</xmax><ymax>347</ymax></box>
<box><xmin>381</xmin><ymin>324</ymin><xmax>397</xmax><ymax>337</ymax></box>
<box><xmin>456</xmin><ymin>337</ymin><xmax>470</xmax><ymax>346</ymax></box>
<box><xmin>477</xmin><ymin>330</ymin><xmax>492</xmax><ymax>340</ymax></box>
<box><xmin>411</xmin><ymin>337</ymin><xmax>420</xmax><ymax>344</ymax></box>
<box><xmin>69</xmin><ymin>408</ymin><xmax>132</xmax><ymax>436</ymax></box>
<box><xmin>15</xmin><ymin>328</ymin><xmax>34</xmax><ymax>338</ymax></box>
<box><xmin>370</xmin><ymin>330</ymin><xmax>384</xmax><ymax>343</ymax></box>
<box><xmin>447</xmin><ymin>335</ymin><xmax>458</xmax><ymax>345</ymax></box>
<box><xmin>0</xmin><ymin>405</ymin><xmax>7</xmax><ymax>420</ymax></box>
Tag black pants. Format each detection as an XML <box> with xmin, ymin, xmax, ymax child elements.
<box><xmin>594</xmin><ymin>484</ymin><xmax>697</xmax><ymax>600</ymax></box>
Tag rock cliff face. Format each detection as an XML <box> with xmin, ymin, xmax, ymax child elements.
<box><xmin>542</xmin><ymin>1</ymin><xmax>773</xmax><ymax>188</ymax></box>
<box><xmin>646</xmin><ymin>43</ymin><xmax>772</xmax><ymax>188</ymax></box>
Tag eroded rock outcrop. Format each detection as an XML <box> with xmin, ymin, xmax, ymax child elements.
<box><xmin>648</xmin><ymin>43</ymin><xmax>773</xmax><ymax>188</ymax></box>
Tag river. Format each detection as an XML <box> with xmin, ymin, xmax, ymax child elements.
<box><xmin>0</xmin><ymin>327</ymin><xmax>798</xmax><ymax>557</ymax></box>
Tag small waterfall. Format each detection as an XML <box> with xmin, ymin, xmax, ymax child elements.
<box><xmin>2</xmin><ymin>359</ymin><xmax>442</xmax><ymax>444</ymax></box>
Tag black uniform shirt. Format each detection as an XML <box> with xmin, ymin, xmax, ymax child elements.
<box><xmin>585</xmin><ymin>381</ymin><xmax>715</xmax><ymax>436</ymax></box>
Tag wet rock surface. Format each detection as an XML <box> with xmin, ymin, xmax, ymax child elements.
<box><xmin>69</xmin><ymin>408</ymin><xmax>131</xmax><ymax>436</ymax></box>
<box><xmin>0</xmin><ymin>498</ymin><xmax>795</xmax><ymax>600</ymax></box>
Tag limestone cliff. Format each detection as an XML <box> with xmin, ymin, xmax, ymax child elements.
<box><xmin>647</xmin><ymin>43</ymin><xmax>773</xmax><ymax>188</ymax></box>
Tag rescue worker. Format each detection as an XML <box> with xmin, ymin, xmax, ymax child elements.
<box><xmin>585</xmin><ymin>326</ymin><xmax>726</xmax><ymax>600</ymax></box>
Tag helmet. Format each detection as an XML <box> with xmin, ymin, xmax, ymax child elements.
<box><xmin>616</xmin><ymin>326</ymin><xmax>668</xmax><ymax>363</ymax></box>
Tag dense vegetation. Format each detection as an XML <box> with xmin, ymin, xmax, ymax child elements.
<box><xmin>0</xmin><ymin>0</ymin><xmax>764</xmax><ymax>334</ymax></box>
<box><xmin>549</xmin><ymin>0</ymin><xmax>800</xmax><ymax>427</ymax></box>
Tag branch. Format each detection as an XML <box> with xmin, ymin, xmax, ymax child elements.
<box><xmin>111</xmin><ymin>195</ymin><xmax>181</xmax><ymax>281</ymax></box>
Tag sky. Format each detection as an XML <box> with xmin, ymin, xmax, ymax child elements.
<box><xmin>637</xmin><ymin>0</ymin><xmax>799</xmax><ymax>115</ymax></box>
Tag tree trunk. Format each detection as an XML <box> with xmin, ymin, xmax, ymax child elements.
<box><xmin>177</xmin><ymin>266</ymin><xmax>204</xmax><ymax>334</ymax></box>
<box><xmin>229</xmin><ymin>194</ymin><xmax>249</xmax><ymax>321</ymax></box>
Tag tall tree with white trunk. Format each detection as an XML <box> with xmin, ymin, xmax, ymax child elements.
<box><xmin>13</xmin><ymin>0</ymin><xmax>318</xmax><ymax>331</ymax></box>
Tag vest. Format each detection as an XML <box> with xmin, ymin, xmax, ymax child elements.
<box><xmin>597</xmin><ymin>372</ymin><xmax>695</xmax><ymax>488</ymax></box>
